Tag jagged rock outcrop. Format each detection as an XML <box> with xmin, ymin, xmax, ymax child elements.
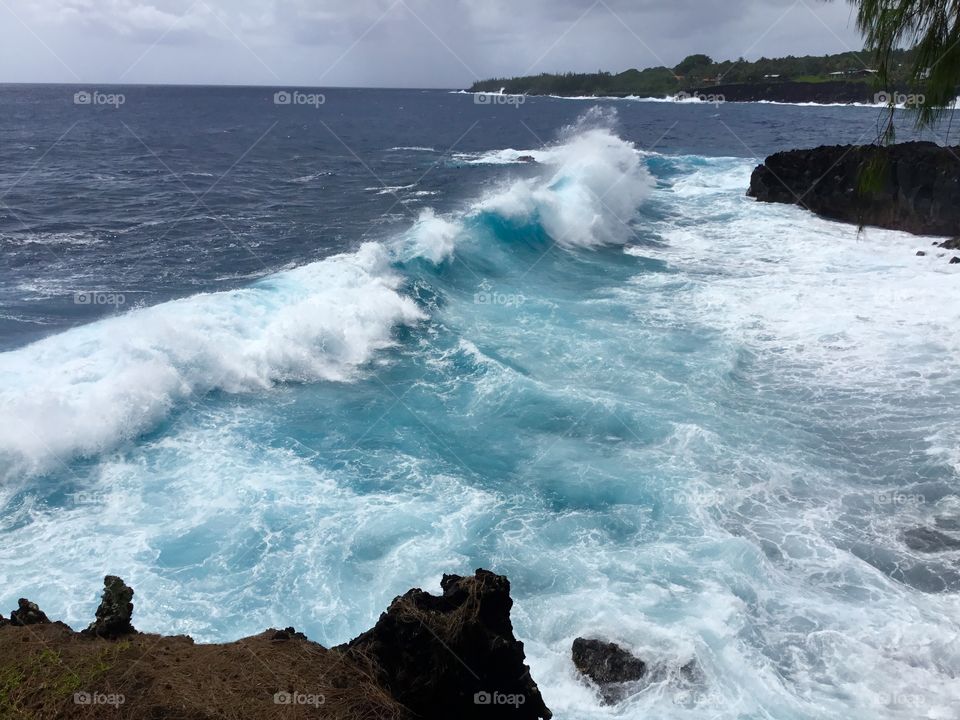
<box><xmin>1</xmin><ymin>570</ymin><xmax>551</xmax><ymax>720</ymax></box>
<box><xmin>8</xmin><ymin>598</ymin><xmax>51</xmax><ymax>626</ymax></box>
<box><xmin>337</xmin><ymin>569</ymin><xmax>552</xmax><ymax>719</ymax></box>
<box><xmin>83</xmin><ymin>575</ymin><xmax>137</xmax><ymax>639</ymax></box>
<box><xmin>748</xmin><ymin>142</ymin><xmax>960</xmax><ymax>236</ymax></box>
<box><xmin>571</xmin><ymin>637</ymin><xmax>646</xmax><ymax>703</ymax></box>
<box><xmin>270</xmin><ymin>626</ymin><xmax>307</xmax><ymax>641</ymax></box>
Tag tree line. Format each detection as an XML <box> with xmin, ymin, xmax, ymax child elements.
<box><xmin>469</xmin><ymin>49</ymin><xmax>920</xmax><ymax>98</ymax></box>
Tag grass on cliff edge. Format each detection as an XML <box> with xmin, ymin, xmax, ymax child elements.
<box><xmin>0</xmin><ymin>623</ymin><xmax>407</xmax><ymax>720</ymax></box>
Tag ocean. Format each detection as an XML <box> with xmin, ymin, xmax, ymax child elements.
<box><xmin>1</xmin><ymin>86</ymin><xmax>958</xmax><ymax>719</ymax></box>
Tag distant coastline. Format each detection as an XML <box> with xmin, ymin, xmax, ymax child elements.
<box><xmin>456</xmin><ymin>84</ymin><xmax>924</xmax><ymax>109</ymax></box>
<box><xmin>467</xmin><ymin>49</ymin><xmax>937</xmax><ymax>107</ymax></box>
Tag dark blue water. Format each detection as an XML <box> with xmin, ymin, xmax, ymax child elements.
<box><xmin>0</xmin><ymin>86</ymin><xmax>957</xmax><ymax>720</ymax></box>
<box><xmin>0</xmin><ymin>85</ymin><xmax>930</xmax><ymax>349</ymax></box>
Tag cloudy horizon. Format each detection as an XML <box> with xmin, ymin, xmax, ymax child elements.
<box><xmin>0</xmin><ymin>0</ymin><xmax>866</xmax><ymax>88</ymax></box>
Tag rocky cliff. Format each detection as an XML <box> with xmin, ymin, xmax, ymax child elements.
<box><xmin>748</xmin><ymin>141</ymin><xmax>960</xmax><ymax>236</ymax></box>
<box><xmin>0</xmin><ymin>571</ymin><xmax>552</xmax><ymax>720</ymax></box>
<box><xmin>694</xmin><ymin>80</ymin><xmax>879</xmax><ymax>104</ymax></box>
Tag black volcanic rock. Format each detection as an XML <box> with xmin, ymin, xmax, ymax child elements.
<box><xmin>9</xmin><ymin>598</ymin><xmax>51</xmax><ymax>626</ymax></box>
<box><xmin>571</xmin><ymin>638</ymin><xmax>647</xmax><ymax>695</ymax></box>
<box><xmin>336</xmin><ymin>569</ymin><xmax>552</xmax><ymax>719</ymax></box>
<box><xmin>1</xmin><ymin>571</ymin><xmax>554</xmax><ymax>719</ymax></box>
<box><xmin>82</xmin><ymin>575</ymin><xmax>136</xmax><ymax>638</ymax></box>
<box><xmin>692</xmin><ymin>80</ymin><xmax>877</xmax><ymax>104</ymax></box>
<box><xmin>748</xmin><ymin>142</ymin><xmax>960</xmax><ymax>236</ymax></box>
<box><xmin>270</xmin><ymin>626</ymin><xmax>307</xmax><ymax>641</ymax></box>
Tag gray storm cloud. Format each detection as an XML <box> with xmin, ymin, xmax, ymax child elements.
<box><xmin>1</xmin><ymin>0</ymin><xmax>863</xmax><ymax>86</ymax></box>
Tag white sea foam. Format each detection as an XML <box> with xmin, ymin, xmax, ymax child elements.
<box><xmin>471</xmin><ymin>109</ymin><xmax>653</xmax><ymax>248</ymax></box>
<box><xmin>366</xmin><ymin>183</ymin><xmax>418</xmax><ymax>195</ymax></box>
<box><xmin>0</xmin><ymin>243</ymin><xmax>425</xmax><ymax>476</ymax></box>
<box><xmin>401</xmin><ymin>208</ymin><xmax>460</xmax><ymax>264</ymax></box>
<box><xmin>453</xmin><ymin>149</ymin><xmax>536</xmax><ymax>165</ymax></box>
<box><xmin>406</xmin><ymin>109</ymin><xmax>653</xmax><ymax>253</ymax></box>
<box><xmin>0</xmin><ymin>231</ymin><xmax>101</xmax><ymax>247</ymax></box>
<box><xmin>290</xmin><ymin>172</ymin><xmax>330</xmax><ymax>184</ymax></box>
<box><xmin>634</xmin><ymin>157</ymin><xmax>960</xmax><ymax>390</ymax></box>
<box><xmin>4</xmin><ymin>115</ymin><xmax>960</xmax><ymax>720</ymax></box>
<box><xmin>0</xmin><ymin>415</ymin><xmax>494</xmax><ymax>641</ymax></box>
<box><xmin>455</xmin><ymin>88</ymin><xmax>960</xmax><ymax>109</ymax></box>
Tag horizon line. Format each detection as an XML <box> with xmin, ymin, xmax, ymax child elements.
<box><xmin>0</xmin><ymin>81</ymin><xmax>465</xmax><ymax>91</ymax></box>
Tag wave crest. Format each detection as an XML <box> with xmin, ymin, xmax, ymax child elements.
<box><xmin>0</xmin><ymin>243</ymin><xmax>424</xmax><ymax>476</ymax></box>
<box><xmin>0</xmin><ymin>110</ymin><xmax>651</xmax><ymax>476</ymax></box>
<box><xmin>472</xmin><ymin>109</ymin><xmax>652</xmax><ymax>248</ymax></box>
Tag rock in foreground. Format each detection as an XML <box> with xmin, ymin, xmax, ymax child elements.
<box><xmin>7</xmin><ymin>598</ymin><xmax>51</xmax><ymax>626</ymax></box>
<box><xmin>338</xmin><ymin>569</ymin><xmax>552</xmax><ymax>719</ymax></box>
<box><xmin>82</xmin><ymin>575</ymin><xmax>136</xmax><ymax>638</ymax></box>
<box><xmin>748</xmin><ymin>142</ymin><xmax>960</xmax><ymax>236</ymax></box>
<box><xmin>0</xmin><ymin>570</ymin><xmax>551</xmax><ymax>720</ymax></box>
<box><xmin>572</xmin><ymin>637</ymin><xmax>646</xmax><ymax>703</ymax></box>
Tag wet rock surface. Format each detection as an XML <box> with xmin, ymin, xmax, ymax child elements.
<box><xmin>748</xmin><ymin>142</ymin><xmax>960</xmax><ymax>236</ymax></box>
<box><xmin>572</xmin><ymin>637</ymin><xmax>647</xmax><ymax>685</ymax></box>
<box><xmin>571</xmin><ymin>637</ymin><xmax>647</xmax><ymax>703</ymax></box>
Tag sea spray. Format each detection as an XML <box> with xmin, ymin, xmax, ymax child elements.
<box><xmin>0</xmin><ymin>243</ymin><xmax>424</xmax><ymax>477</ymax></box>
<box><xmin>0</xmin><ymin>114</ymin><xmax>654</xmax><ymax>477</ymax></box>
<box><xmin>473</xmin><ymin>108</ymin><xmax>654</xmax><ymax>248</ymax></box>
<box><xmin>2</xmin><ymin>107</ymin><xmax>959</xmax><ymax>720</ymax></box>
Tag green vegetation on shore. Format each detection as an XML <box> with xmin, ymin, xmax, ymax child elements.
<box><xmin>855</xmin><ymin>0</ymin><xmax>960</xmax><ymax>132</ymax></box>
<box><xmin>469</xmin><ymin>49</ymin><xmax>917</xmax><ymax>97</ymax></box>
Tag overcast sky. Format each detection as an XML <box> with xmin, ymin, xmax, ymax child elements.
<box><xmin>0</xmin><ymin>0</ymin><xmax>865</xmax><ymax>87</ymax></box>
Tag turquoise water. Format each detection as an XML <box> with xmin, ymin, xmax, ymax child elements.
<box><xmin>1</xmin><ymin>108</ymin><xmax>959</xmax><ymax>719</ymax></box>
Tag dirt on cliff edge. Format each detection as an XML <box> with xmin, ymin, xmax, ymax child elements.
<box><xmin>0</xmin><ymin>622</ymin><xmax>407</xmax><ymax>720</ymax></box>
<box><xmin>0</xmin><ymin>570</ymin><xmax>553</xmax><ymax>720</ymax></box>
